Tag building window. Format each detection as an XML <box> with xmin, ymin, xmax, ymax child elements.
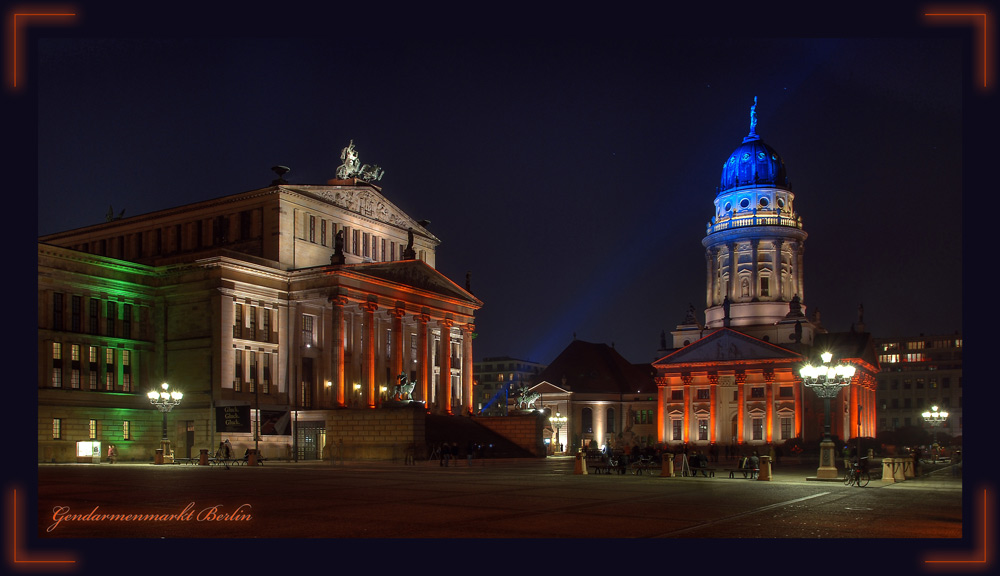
<box><xmin>309</xmin><ymin>215</ymin><xmax>316</xmax><ymax>242</ymax></box>
<box><xmin>760</xmin><ymin>277</ymin><xmax>769</xmax><ymax>297</ymax></box>
<box><xmin>122</xmin><ymin>350</ymin><xmax>132</xmax><ymax>392</ymax></box>
<box><xmin>71</xmin><ymin>295</ymin><xmax>82</xmax><ymax>332</ymax></box>
<box><xmin>52</xmin><ymin>419</ymin><xmax>62</xmax><ymax>440</ymax></box>
<box><xmin>234</xmin><ymin>350</ymin><xmax>243</xmax><ymax>392</ymax></box>
<box><xmin>234</xmin><ymin>303</ymin><xmax>243</xmax><ymax>339</ymax></box>
<box><xmin>750</xmin><ymin>387</ymin><xmax>764</xmax><ymax>399</ymax></box>
<box><xmin>607</xmin><ymin>407</ymin><xmax>616</xmax><ymax>433</ymax></box>
<box><xmin>672</xmin><ymin>419</ymin><xmax>682</xmax><ymax>441</ymax></box>
<box><xmin>671</xmin><ymin>389</ymin><xmax>683</xmax><ymax>401</ymax></box>
<box><xmin>52</xmin><ymin>342</ymin><xmax>62</xmax><ymax>388</ymax></box>
<box><xmin>582</xmin><ymin>408</ymin><xmax>593</xmax><ymax>434</ymax></box>
<box><xmin>53</xmin><ymin>292</ymin><xmax>64</xmax><ymax>330</ymax></box>
<box><xmin>106</xmin><ymin>301</ymin><xmax>116</xmax><ymax>338</ymax></box>
<box><xmin>105</xmin><ymin>348</ymin><xmax>115</xmax><ymax>390</ymax></box>
<box><xmin>123</xmin><ymin>420</ymin><xmax>132</xmax><ymax>440</ymax></box>
<box><xmin>89</xmin><ymin>419</ymin><xmax>97</xmax><ymax>440</ymax></box>
<box><xmin>262</xmin><ymin>353</ymin><xmax>271</xmax><ymax>394</ymax></box>
<box><xmin>123</xmin><ymin>303</ymin><xmax>132</xmax><ymax>339</ymax></box>
<box><xmin>752</xmin><ymin>418</ymin><xmax>763</xmax><ymax>440</ymax></box>
<box><xmin>698</xmin><ymin>419</ymin><xmax>708</xmax><ymax>441</ymax></box>
<box><xmin>780</xmin><ymin>417</ymin><xmax>792</xmax><ymax>439</ymax></box>
<box><xmin>249</xmin><ymin>351</ymin><xmax>257</xmax><ymax>393</ymax></box>
<box><xmin>352</xmin><ymin>229</ymin><xmax>359</xmax><ymax>255</ymax></box>
<box><xmin>262</xmin><ymin>308</ymin><xmax>270</xmax><ymax>342</ymax></box>
<box><xmin>696</xmin><ymin>388</ymin><xmax>710</xmax><ymax>400</ymax></box>
<box><xmin>778</xmin><ymin>386</ymin><xmax>793</xmax><ymax>398</ymax></box>
<box><xmin>302</xmin><ymin>314</ymin><xmax>315</xmax><ymax>347</ymax></box>
<box><xmin>321</xmin><ymin>219</ymin><xmax>327</xmax><ymax>246</ymax></box>
<box><xmin>249</xmin><ymin>306</ymin><xmax>257</xmax><ymax>340</ymax></box>
<box><xmin>89</xmin><ymin>299</ymin><xmax>99</xmax><ymax>334</ymax></box>
<box><xmin>89</xmin><ymin>346</ymin><xmax>99</xmax><ymax>390</ymax></box>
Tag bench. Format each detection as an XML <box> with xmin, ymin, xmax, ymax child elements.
<box><xmin>173</xmin><ymin>457</ymin><xmax>198</xmax><ymax>465</ymax></box>
<box><xmin>724</xmin><ymin>467</ymin><xmax>758</xmax><ymax>479</ymax></box>
<box><xmin>687</xmin><ymin>467</ymin><xmax>716</xmax><ymax>477</ymax></box>
<box><xmin>631</xmin><ymin>457</ymin><xmax>659</xmax><ymax>475</ymax></box>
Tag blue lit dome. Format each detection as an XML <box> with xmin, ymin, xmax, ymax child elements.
<box><xmin>719</xmin><ymin>134</ymin><xmax>788</xmax><ymax>192</ymax></box>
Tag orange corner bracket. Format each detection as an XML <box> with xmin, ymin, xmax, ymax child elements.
<box><xmin>923</xmin><ymin>487</ymin><xmax>994</xmax><ymax>571</ymax></box>
<box><xmin>6</xmin><ymin>487</ymin><xmax>78</xmax><ymax>571</ymax></box>
<box><xmin>924</xmin><ymin>7</ymin><xmax>995</xmax><ymax>91</ymax></box>
<box><xmin>6</xmin><ymin>6</ymin><xmax>77</xmax><ymax>91</ymax></box>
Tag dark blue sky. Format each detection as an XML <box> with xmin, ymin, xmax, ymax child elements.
<box><xmin>31</xmin><ymin>5</ymin><xmax>970</xmax><ymax>368</ymax></box>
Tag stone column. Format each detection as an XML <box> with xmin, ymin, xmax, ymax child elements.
<box><xmin>764</xmin><ymin>370</ymin><xmax>774</xmax><ymax>443</ymax></box>
<box><xmin>439</xmin><ymin>319</ymin><xmax>454</xmax><ymax>415</ymax></box>
<box><xmin>728</xmin><ymin>243</ymin><xmax>738</xmax><ymax>302</ymax></box>
<box><xmin>793</xmin><ymin>377</ymin><xmax>803</xmax><ymax>439</ymax></box>
<box><xmin>416</xmin><ymin>312</ymin><xmax>430</xmax><ymax>406</ymax></box>
<box><xmin>736</xmin><ymin>372</ymin><xmax>746</xmax><ymax>445</ymax></box>
<box><xmin>391</xmin><ymin>304</ymin><xmax>406</xmax><ymax>389</ymax></box>
<box><xmin>750</xmin><ymin>240</ymin><xmax>759</xmax><ymax>300</ymax></box>
<box><xmin>330</xmin><ymin>295</ymin><xmax>348</xmax><ymax>407</ymax></box>
<box><xmin>361</xmin><ymin>300</ymin><xmax>378</xmax><ymax>409</ymax></box>
<box><xmin>708</xmin><ymin>373</ymin><xmax>718</xmax><ymax>444</ymax></box>
<box><xmin>461</xmin><ymin>323</ymin><xmax>474</xmax><ymax>416</ymax></box>
<box><xmin>681</xmin><ymin>374</ymin><xmax>692</xmax><ymax>444</ymax></box>
<box><xmin>774</xmin><ymin>240</ymin><xmax>784</xmax><ymax>301</ymax></box>
<box><xmin>705</xmin><ymin>249</ymin><xmax>715</xmax><ymax>308</ymax></box>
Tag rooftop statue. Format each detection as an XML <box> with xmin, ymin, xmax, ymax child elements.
<box><xmin>336</xmin><ymin>140</ymin><xmax>384</xmax><ymax>182</ymax></box>
<box><xmin>749</xmin><ymin>96</ymin><xmax>758</xmax><ymax>136</ymax></box>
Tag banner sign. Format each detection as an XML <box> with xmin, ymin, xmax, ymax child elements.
<box><xmin>216</xmin><ymin>405</ymin><xmax>251</xmax><ymax>433</ymax></box>
<box><xmin>260</xmin><ymin>410</ymin><xmax>291</xmax><ymax>435</ymax></box>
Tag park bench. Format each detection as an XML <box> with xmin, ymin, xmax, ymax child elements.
<box><xmin>687</xmin><ymin>467</ymin><xmax>716</xmax><ymax>477</ymax></box>
<box><xmin>724</xmin><ymin>467</ymin><xmax>758</xmax><ymax>479</ymax></box>
<box><xmin>630</xmin><ymin>456</ymin><xmax>659</xmax><ymax>475</ymax></box>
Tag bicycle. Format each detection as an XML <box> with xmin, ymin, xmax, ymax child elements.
<box><xmin>844</xmin><ymin>460</ymin><xmax>870</xmax><ymax>487</ymax></box>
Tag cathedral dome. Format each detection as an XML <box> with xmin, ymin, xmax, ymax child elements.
<box><xmin>719</xmin><ymin>135</ymin><xmax>788</xmax><ymax>192</ymax></box>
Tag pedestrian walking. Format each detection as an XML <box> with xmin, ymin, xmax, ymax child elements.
<box><xmin>107</xmin><ymin>444</ymin><xmax>118</xmax><ymax>464</ymax></box>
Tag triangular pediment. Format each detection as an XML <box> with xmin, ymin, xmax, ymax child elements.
<box><xmin>654</xmin><ymin>328</ymin><xmax>801</xmax><ymax>367</ymax></box>
<box><xmin>287</xmin><ymin>185</ymin><xmax>439</xmax><ymax>242</ymax></box>
<box><xmin>532</xmin><ymin>381</ymin><xmax>572</xmax><ymax>395</ymax></box>
<box><xmin>342</xmin><ymin>259</ymin><xmax>482</xmax><ymax>306</ymax></box>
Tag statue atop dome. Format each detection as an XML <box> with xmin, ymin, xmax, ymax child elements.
<box><xmin>749</xmin><ymin>96</ymin><xmax>758</xmax><ymax>137</ymax></box>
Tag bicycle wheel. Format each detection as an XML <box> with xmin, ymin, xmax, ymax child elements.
<box><xmin>857</xmin><ymin>471</ymin><xmax>870</xmax><ymax>487</ymax></box>
<box><xmin>844</xmin><ymin>471</ymin><xmax>853</xmax><ymax>486</ymax></box>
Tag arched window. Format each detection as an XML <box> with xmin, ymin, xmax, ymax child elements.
<box><xmin>607</xmin><ymin>407</ymin><xmax>616</xmax><ymax>433</ymax></box>
<box><xmin>582</xmin><ymin>408</ymin><xmax>593</xmax><ymax>434</ymax></box>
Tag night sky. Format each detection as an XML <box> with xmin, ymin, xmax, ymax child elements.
<box><xmin>28</xmin><ymin>6</ymin><xmax>975</xmax><ymax>369</ymax></box>
<box><xmin>10</xmin><ymin>0</ymin><xmax>994</xmax><ymax>567</ymax></box>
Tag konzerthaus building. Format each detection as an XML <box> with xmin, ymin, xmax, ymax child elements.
<box><xmin>38</xmin><ymin>143</ymin><xmax>482</xmax><ymax>463</ymax></box>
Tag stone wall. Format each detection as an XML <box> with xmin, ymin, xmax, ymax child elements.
<box><xmin>475</xmin><ymin>412</ymin><xmax>547</xmax><ymax>457</ymax></box>
<box><xmin>326</xmin><ymin>404</ymin><xmax>426</xmax><ymax>460</ymax></box>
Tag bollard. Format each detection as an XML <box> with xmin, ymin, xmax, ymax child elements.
<box><xmin>757</xmin><ymin>455</ymin><xmax>772</xmax><ymax>481</ymax></box>
<box><xmin>154</xmin><ymin>448</ymin><xmax>164</xmax><ymax>465</ymax></box>
<box><xmin>881</xmin><ymin>458</ymin><xmax>896</xmax><ymax>483</ymax></box>
<box><xmin>574</xmin><ymin>450</ymin><xmax>587</xmax><ymax>475</ymax></box>
<box><xmin>248</xmin><ymin>449</ymin><xmax>258</xmax><ymax>466</ymax></box>
<box><xmin>199</xmin><ymin>448</ymin><xmax>209</xmax><ymax>466</ymax></box>
<box><xmin>661</xmin><ymin>455</ymin><xmax>674</xmax><ymax>477</ymax></box>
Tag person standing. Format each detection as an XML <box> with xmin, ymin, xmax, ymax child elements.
<box><xmin>107</xmin><ymin>444</ymin><xmax>118</xmax><ymax>464</ymax></box>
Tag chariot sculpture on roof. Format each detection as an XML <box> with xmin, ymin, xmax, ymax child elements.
<box><xmin>336</xmin><ymin>140</ymin><xmax>385</xmax><ymax>182</ymax></box>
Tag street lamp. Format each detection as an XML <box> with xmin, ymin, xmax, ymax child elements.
<box><xmin>799</xmin><ymin>352</ymin><xmax>855</xmax><ymax>479</ymax></box>
<box><xmin>922</xmin><ymin>405</ymin><xmax>949</xmax><ymax>452</ymax></box>
<box><xmin>147</xmin><ymin>382</ymin><xmax>183</xmax><ymax>464</ymax></box>
<box><xmin>550</xmin><ymin>412</ymin><xmax>567</xmax><ymax>453</ymax></box>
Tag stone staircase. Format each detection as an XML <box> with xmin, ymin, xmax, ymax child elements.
<box><xmin>424</xmin><ymin>414</ymin><xmax>536</xmax><ymax>459</ymax></box>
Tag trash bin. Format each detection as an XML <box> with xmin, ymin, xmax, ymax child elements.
<box><xmin>248</xmin><ymin>449</ymin><xmax>258</xmax><ymax>466</ymax></box>
<box><xmin>757</xmin><ymin>455</ymin><xmax>772</xmax><ymax>481</ymax></box>
<box><xmin>662</xmin><ymin>454</ymin><xmax>674</xmax><ymax>477</ymax></box>
<box><xmin>154</xmin><ymin>449</ymin><xmax>164</xmax><ymax>465</ymax></box>
<box><xmin>199</xmin><ymin>448</ymin><xmax>209</xmax><ymax>466</ymax></box>
<box><xmin>574</xmin><ymin>450</ymin><xmax>587</xmax><ymax>475</ymax></box>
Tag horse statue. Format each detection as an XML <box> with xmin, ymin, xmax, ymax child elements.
<box><xmin>392</xmin><ymin>373</ymin><xmax>416</xmax><ymax>401</ymax></box>
<box><xmin>515</xmin><ymin>388</ymin><xmax>541</xmax><ymax>410</ymax></box>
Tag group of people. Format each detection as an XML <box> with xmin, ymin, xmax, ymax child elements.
<box><xmin>430</xmin><ymin>441</ymin><xmax>488</xmax><ymax>466</ymax></box>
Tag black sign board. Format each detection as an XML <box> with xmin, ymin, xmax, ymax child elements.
<box><xmin>216</xmin><ymin>405</ymin><xmax>251</xmax><ymax>433</ymax></box>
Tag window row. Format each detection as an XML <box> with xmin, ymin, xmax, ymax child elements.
<box><xmin>668</xmin><ymin>386</ymin><xmax>794</xmax><ymax>401</ymax></box>
<box><xmin>51</xmin><ymin>293</ymin><xmax>144</xmax><ymax>340</ymax></box>
<box><xmin>233</xmin><ymin>349</ymin><xmax>274</xmax><ymax>394</ymax></box>
<box><xmin>50</xmin><ymin>342</ymin><xmax>134</xmax><ymax>391</ymax></box>
<box><xmin>668</xmin><ymin>417</ymin><xmax>794</xmax><ymax>441</ymax></box>
<box><xmin>51</xmin><ymin>418</ymin><xmax>132</xmax><ymax>440</ymax></box>
<box><xmin>67</xmin><ymin>211</ymin><xmax>260</xmax><ymax>260</ymax></box>
<box><xmin>234</xmin><ymin>303</ymin><xmax>275</xmax><ymax>342</ymax></box>
<box><xmin>305</xmin><ymin>214</ymin><xmax>400</xmax><ymax>263</ymax></box>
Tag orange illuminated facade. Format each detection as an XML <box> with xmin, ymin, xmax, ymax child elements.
<box><xmin>652</xmin><ymin>100</ymin><xmax>879</xmax><ymax>452</ymax></box>
<box><xmin>38</xmin><ymin>164</ymin><xmax>481</xmax><ymax>463</ymax></box>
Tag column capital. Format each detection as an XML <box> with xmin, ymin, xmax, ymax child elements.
<box><xmin>360</xmin><ymin>300</ymin><xmax>378</xmax><ymax>313</ymax></box>
<box><xmin>391</xmin><ymin>305</ymin><xmax>407</xmax><ymax>319</ymax></box>
<box><xmin>439</xmin><ymin>318</ymin><xmax>454</xmax><ymax>330</ymax></box>
<box><xmin>330</xmin><ymin>295</ymin><xmax>349</xmax><ymax>307</ymax></box>
<box><xmin>460</xmin><ymin>323</ymin><xmax>475</xmax><ymax>334</ymax></box>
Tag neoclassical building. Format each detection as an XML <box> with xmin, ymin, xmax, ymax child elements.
<box><xmin>653</xmin><ymin>101</ymin><xmax>879</xmax><ymax>452</ymax></box>
<box><xmin>38</xmin><ymin>144</ymin><xmax>482</xmax><ymax>462</ymax></box>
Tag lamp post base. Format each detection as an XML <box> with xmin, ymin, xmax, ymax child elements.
<box><xmin>815</xmin><ymin>438</ymin><xmax>839</xmax><ymax>479</ymax></box>
<box><xmin>159</xmin><ymin>440</ymin><xmax>173</xmax><ymax>464</ymax></box>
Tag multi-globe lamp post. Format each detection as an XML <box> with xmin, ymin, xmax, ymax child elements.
<box><xmin>799</xmin><ymin>352</ymin><xmax>856</xmax><ymax>479</ymax></box>
<box><xmin>922</xmin><ymin>405</ymin><xmax>949</xmax><ymax>450</ymax></box>
<box><xmin>147</xmin><ymin>382</ymin><xmax>183</xmax><ymax>464</ymax></box>
<box><xmin>550</xmin><ymin>412</ymin><xmax>567</xmax><ymax>453</ymax></box>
